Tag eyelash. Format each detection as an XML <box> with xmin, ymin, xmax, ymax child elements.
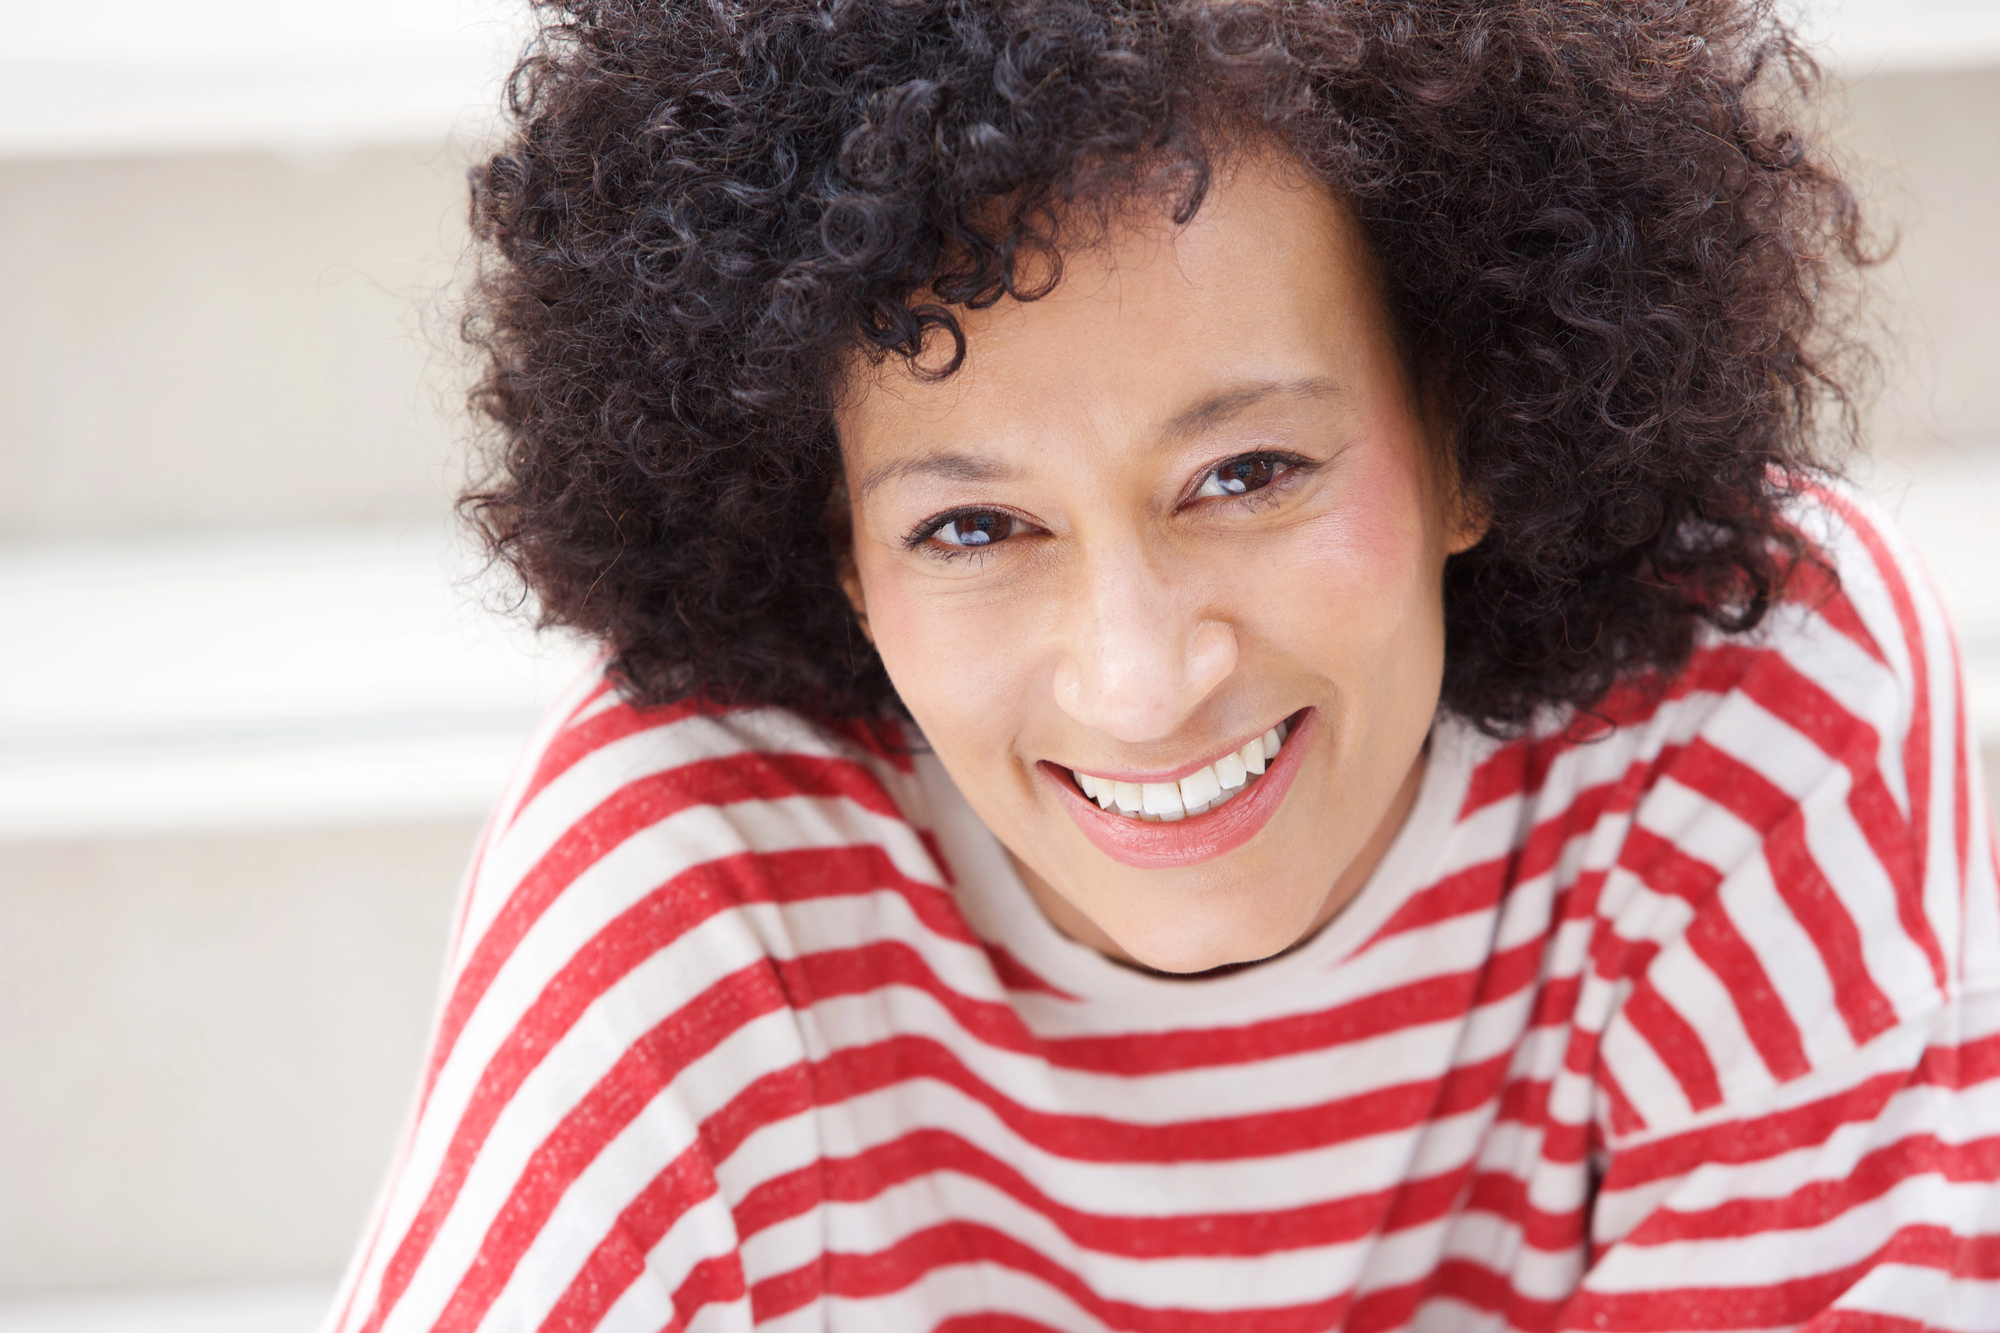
<box><xmin>902</xmin><ymin>450</ymin><xmax>1315</xmax><ymax>561</ymax></box>
<box><xmin>902</xmin><ymin>507</ymin><xmax>1021</xmax><ymax>562</ymax></box>
<box><xmin>1190</xmin><ymin>450</ymin><xmax>1315</xmax><ymax>508</ymax></box>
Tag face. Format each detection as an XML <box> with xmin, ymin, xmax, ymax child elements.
<box><xmin>834</xmin><ymin>152</ymin><xmax>1484</xmax><ymax>974</ymax></box>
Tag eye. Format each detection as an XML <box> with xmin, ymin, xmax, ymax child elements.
<box><xmin>929</xmin><ymin>510</ymin><xmax>1018</xmax><ymax>549</ymax></box>
<box><xmin>1193</xmin><ymin>454</ymin><xmax>1286</xmax><ymax>500</ymax></box>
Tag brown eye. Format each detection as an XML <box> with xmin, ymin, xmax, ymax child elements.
<box><xmin>933</xmin><ymin>511</ymin><xmax>1016</xmax><ymax>548</ymax></box>
<box><xmin>1195</xmin><ymin>455</ymin><xmax>1283</xmax><ymax>499</ymax></box>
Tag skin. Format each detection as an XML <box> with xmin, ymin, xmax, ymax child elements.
<box><xmin>834</xmin><ymin>152</ymin><xmax>1486</xmax><ymax>975</ymax></box>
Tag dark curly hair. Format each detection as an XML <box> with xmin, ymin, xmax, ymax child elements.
<box><xmin>463</xmin><ymin>0</ymin><xmax>1870</xmax><ymax>732</ymax></box>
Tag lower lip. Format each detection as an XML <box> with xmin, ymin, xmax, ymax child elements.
<box><xmin>1046</xmin><ymin>709</ymin><xmax>1316</xmax><ymax>869</ymax></box>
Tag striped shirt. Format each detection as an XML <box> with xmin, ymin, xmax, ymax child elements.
<box><xmin>329</xmin><ymin>485</ymin><xmax>2000</xmax><ymax>1333</ymax></box>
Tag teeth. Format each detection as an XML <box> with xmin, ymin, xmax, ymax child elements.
<box><xmin>1071</xmin><ymin>719</ymin><xmax>1292</xmax><ymax>824</ymax></box>
<box><xmin>1141</xmin><ymin>782</ymin><xmax>1185</xmax><ymax>821</ymax></box>
<box><xmin>1178</xmin><ymin>763</ymin><xmax>1221</xmax><ymax>811</ymax></box>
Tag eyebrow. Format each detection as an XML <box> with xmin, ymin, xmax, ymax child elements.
<box><xmin>856</xmin><ymin>451</ymin><xmax>1016</xmax><ymax>499</ymax></box>
<box><xmin>1158</xmin><ymin>376</ymin><xmax>1343</xmax><ymax>444</ymax></box>
<box><xmin>853</xmin><ymin>375</ymin><xmax>1342</xmax><ymax>499</ymax></box>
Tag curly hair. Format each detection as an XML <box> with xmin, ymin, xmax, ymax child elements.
<box><xmin>462</xmin><ymin>0</ymin><xmax>1870</xmax><ymax>733</ymax></box>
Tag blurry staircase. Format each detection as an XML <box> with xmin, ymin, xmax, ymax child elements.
<box><xmin>0</xmin><ymin>3</ymin><xmax>583</xmax><ymax>1328</ymax></box>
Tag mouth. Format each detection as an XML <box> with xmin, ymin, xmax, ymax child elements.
<box><xmin>1043</xmin><ymin>708</ymin><xmax>1315</xmax><ymax>870</ymax></box>
<box><xmin>1069</xmin><ymin>717</ymin><xmax>1293</xmax><ymax>821</ymax></box>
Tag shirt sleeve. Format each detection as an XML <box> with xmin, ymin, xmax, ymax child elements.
<box><xmin>1560</xmin><ymin>486</ymin><xmax>2000</xmax><ymax>1330</ymax></box>
<box><xmin>319</xmin><ymin>686</ymin><xmax>924</xmax><ymax>1333</ymax></box>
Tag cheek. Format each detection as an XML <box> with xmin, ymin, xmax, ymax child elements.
<box><xmin>854</xmin><ymin>554</ymin><xmax>1040</xmax><ymax>755</ymax></box>
<box><xmin>1260</xmin><ymin>458</ymin><xmax>1443</xmax><ymax>664</ymax></box>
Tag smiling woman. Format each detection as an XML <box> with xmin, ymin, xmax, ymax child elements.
<box><xmin>832</xmin><ymin>162</ymin><xmax>1474</xmax><ymax>972</ymax></box>
<box><xmin>329</xmin><ymin>2</ymin><xmax>2000</xmax><ymax>1330</ymax></box>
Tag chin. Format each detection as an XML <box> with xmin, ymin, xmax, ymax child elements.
<box><xmin>1112</xmin><ymin>910</ymin><xmax>1306</xmax><ymax>975</ymax></box>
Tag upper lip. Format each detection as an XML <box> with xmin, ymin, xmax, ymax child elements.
<box><xmin>1053</xmin><ymin>712</ymin><xmax>1300</xmax><ymax>786</ymax></box>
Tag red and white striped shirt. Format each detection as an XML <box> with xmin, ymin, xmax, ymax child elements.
<box><xmin>329</xmin><ymin>486</ymin><xmax>2000</xmax><ymax>1332</ymax></box>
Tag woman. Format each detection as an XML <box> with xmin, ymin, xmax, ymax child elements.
<box><xmin>331</xmin><ymin>1</ymin><xmax>2000</xmax><ymax>1329</ymax></box>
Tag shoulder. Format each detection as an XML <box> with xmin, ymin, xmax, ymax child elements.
<box><xmin>1471</xmin><ymin>479</ymin><xmax>1965</xmax><ymax>840</ymax></box>
<box><xmin>1472</xmin><ymin>481</ymin><xmax>1994</xmax><ymax>1134</ymax></box>
<box><xmin>1636</xmin><ymin>480</ymin><xmax>1952</xmax><ymax>874</ymax></box>
<box><xmin>453</xmin><ymin>669</ymin><xmax>941</xmax><ymax>961</ymax></box>
<box><xmin>433</xmin><ymin>671</ymin><xmax>962</xmax><ymax>1170</ymax></box>
<box><xmin>322</xmin><ymin>676</ymin><xmax>962</xmax><ymax>1332</ymax></box>
<box><xmin>492</xmin><ymin>666</ymin><xmax>924</xmax><ymax>841</ymax></box>
<box><xmin>1465</xmin><ymin>482</ymin><xmax>1934</xmax><ymax>815</ymax></box>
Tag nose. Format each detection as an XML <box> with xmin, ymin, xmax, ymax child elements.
<box><xmin>1051</xmin><ymin>547</ymin><xmax>1239</xmax><ymax>744</ymax></box>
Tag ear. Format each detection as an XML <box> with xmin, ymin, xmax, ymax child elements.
<box><xmin>1445</xmin><ymin>481</ymin><xmax>1491</xmax><ymax>556</ymax></box>
<box><xmin>825</xmin><ymin>471</ymin><xmax>875</xmax><ymax>644</ymax></box>
<box><xmin>840</xmin><ymin>561</ymin><xmax>874</xmax><ymax>645</ymax></box>
<box><xmin>1420</xmin><ymin>376</ymin><xmax>1489</xmax><ymax>557</ymax></box>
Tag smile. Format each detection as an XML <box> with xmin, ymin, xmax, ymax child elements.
<box><xmin>1046</xmin><ymin>709</ymin><xmax>1315</xmax><ymax>870</ymax></box>
<box><xmin>1071</xmin><ymin>721</ymin><xmax>1289</xmax><ymax>821</ymax></box>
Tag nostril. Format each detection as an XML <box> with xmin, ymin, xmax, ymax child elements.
<box><xmin>1187</xmin><ymin>619</ymin><xmax>1239</xmax><ymax>689</ymax></box>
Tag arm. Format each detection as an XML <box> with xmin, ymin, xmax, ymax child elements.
<box><xmin>1562</xmin><ymin>490</ymin><xmax>2000</xmax><ymax>1330</ymax></box>
<box><xmin>322</xmin><ymin>689</ymin><xmax>912</xmax><ymax>1333</ymax></box>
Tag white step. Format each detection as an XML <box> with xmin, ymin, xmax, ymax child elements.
<box><xmin>0</xmin><ymin>521</ymin><xmax>593</xmax><ymax>840</ymax></box>
<box><xmin>0</xmin><ymin>0</ymin><xmax>532</xmax><ymax>158</ymax></box>
<box><xmin>0</xmin><ymin>0</ymin><xmax>1992</xmax><ymax>160</ymax></box>
<box><xmin>0</xmin><ymin>1281</ymin><xmax>332</xmax><ymax>1333</ymax></box>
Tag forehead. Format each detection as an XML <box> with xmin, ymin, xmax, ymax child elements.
<box><xmin>833</xmin><ymin>153</ymin><xmax>1403</xmax><ymax>469</ymax></box>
